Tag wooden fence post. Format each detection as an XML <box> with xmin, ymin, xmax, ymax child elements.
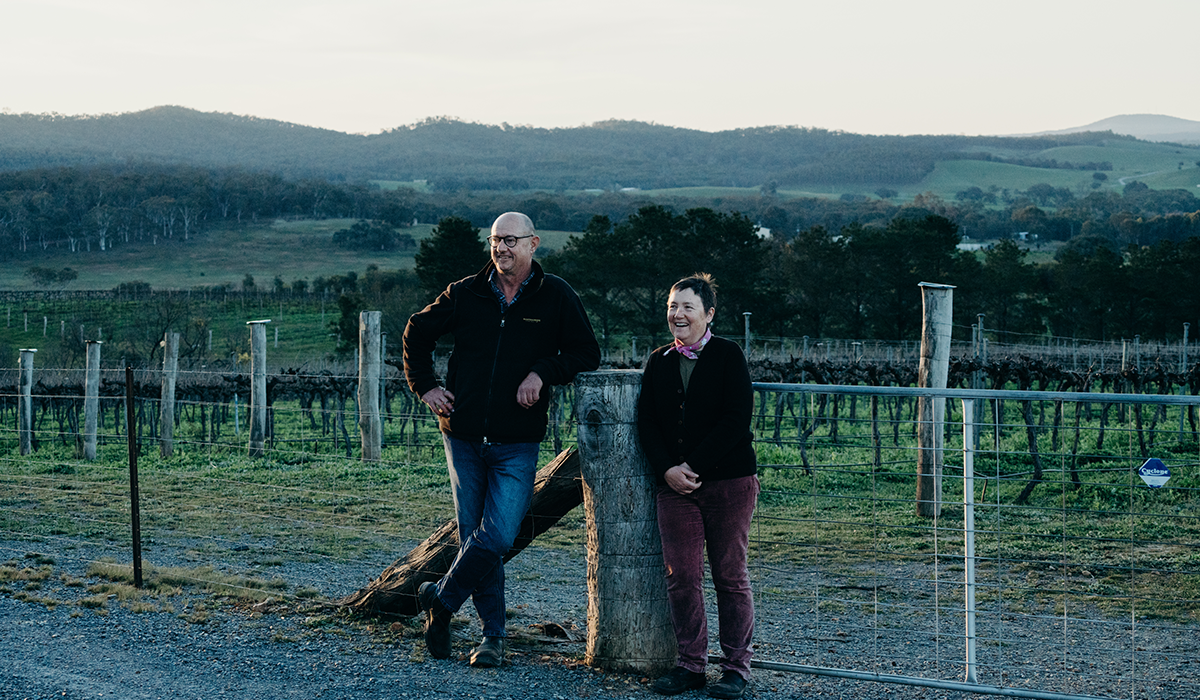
<box><xmin>917</xmin><ymin>282</ymin><xmax>954</xmax><ymax>518</ymax></box>
<box><xmin>160</xmin><ymin>332</ymin><xmax>180</xmax><ymax>458</ymax></box>
<box><xmin>358</xmin><ymin>311</ymin><xmax>382</xmax><ymax>462</ymax></box>
<box><xmin>18</xmin><ymin>348</ymin><xmax>37</xmax><ymax>455</ymax></box>
<box><xmin>247</xmin><ymin>320</ymin><xmax>270</xmax><ymax>457</ymax></box>
<box><xmin>83</xmin><ymin>341</ymin><xmax>101</xmax><ymax>460</ymax></box>
<box><xmin>575</xmin><ymin>370</ymin><xmax>675</xmax><ymax>675</ymax></box>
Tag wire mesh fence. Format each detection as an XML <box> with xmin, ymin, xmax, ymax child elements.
<box><xmin>747</xmin><ymin>384</ymin><xmax>1199</xmax><ymax>700</ymax></box>
<box><xmin>2</xmin><ymin>371</ymin><xmax>1197</xmax><ymax>699</ymax></box>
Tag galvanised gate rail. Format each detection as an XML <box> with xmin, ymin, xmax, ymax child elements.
<box><xmin>743</xmin><ymin>383</ymin><xmax>1199</xmax><ymax>700</ymax></box>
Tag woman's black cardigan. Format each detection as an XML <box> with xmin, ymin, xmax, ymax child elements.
<box><xmin>637</xmin><ymin>334</ymin><xmax>757</xmax><ymax>485</ymax></box>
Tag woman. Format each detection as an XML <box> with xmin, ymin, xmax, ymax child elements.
<box><xmin>638</xmin><ymin>273</ymin><xmax>758</xmax><ymax>699</ymax></box>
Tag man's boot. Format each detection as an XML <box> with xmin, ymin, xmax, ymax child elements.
<box><xmin>418</xmin><ymin>581</ymin><xmax>452</xmax><ymax>659</ymax></box>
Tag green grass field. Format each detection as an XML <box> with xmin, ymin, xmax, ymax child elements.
<box><xmin>0</xmin><ymin>220</ymin><xmax>584</xmax><ymax>293</ymax></box>
<box><xmin>918</xmin><ymin>160</ymin><xmax>1095</xmax><ymax>194</ymax></box>
<box><xmin>0</xmin><ymin>221</ymin><xmax>432</xmax><ymax>292</ymax></box>
<box><xmin>635</xmin><ymin>140</ymin><xmax>1200</xmax><ymax>203</ymax></box>
<box><xmin>1</xmin><ymin>389</ymin><xmax>1196</xmax><ymax>621</ymax></box>
<box><xmin>368</xmin><ymin>179</ymin><xmax>433</xmax><ymax>193</ymax></box>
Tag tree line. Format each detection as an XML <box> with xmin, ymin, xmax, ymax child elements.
<box><xmin>2</xmin><ymin>163</ymin><xmax>1199</xmax><ymax>264</ymax></box>
<box><xmin>3</xmin><ymin>162</ymin><xmax>1200</xmax><ymax>348</ymax></box>
<box><xmin>402</xmin><ymin>206</ymin><xmax>1200</xmax><ymax>348</ymax></box>
<box><xmin>6</xmin><ymin>208</ymin><xmax>1198</xmax><ymax>372</ymax></box>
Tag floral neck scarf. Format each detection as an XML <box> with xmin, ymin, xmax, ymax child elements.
<box><xmin>664</xmin><ymin>327</ymin><xmax>712</xmax><ymax>360</ymax></box>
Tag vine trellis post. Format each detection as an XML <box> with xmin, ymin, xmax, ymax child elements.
<box><xmin>18</xmin><ymin>348</ymin><xmax>36</xmax><ymax>456</ymax></box>
<box><xmin>83</xmin><ymin>341</ymin><xmax>101</xmax><ymax>460</ymax></box>
<box><xmin>916</xmin><ymin>282</ymin><xmax>954</xmax><ymax>518</ymax></box>
<box><xmin>247</xmin><ymin>320</ymin><xmax>270</xmax><ymax>457</ymax></box>
<box><xmin>357</xmin><ymin>311</ymin><xmax>382</xmax><ymax>462</ymax></box>
<box><xmin>159</xmin><ymin>332</ymin><xmax>180</xmax><ymax>458</ymax></box>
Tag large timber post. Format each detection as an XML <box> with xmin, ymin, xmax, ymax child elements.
<box><xmin>358</xmin><ymin>310</ymin><xmax>382</xmax><ymax>462</ymax></box>
<box><xmin>916</xmin><ymin>282</ymin><xmax>954</xmax><ymax>517</ymax></box>
<box><xmin>18</xmin><ymin>348</ymin><xmax>37</xmax><ymax>456</ymax></box>
<box><xmin>159</xmin><ymin>332</ymin><xmax>180</xmax><ymax>458</ymax></box>
<box><xmin>575</xmin><ymin>370</ymin><xmax>675</xmax><ymax>675</ymax></box>
<box><xmin>83</xmin><ymin>341</ymin><xmax>102</xmax><ymax>460</ymax></box>
<box><xmin>247</xmin><ymin>320</ymin><xmax>270</xmax><ymax>457</ymax></box>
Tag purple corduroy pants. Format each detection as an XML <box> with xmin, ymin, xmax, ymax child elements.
<box><xmin>656</xmin><ymin>474</ymin><xmax>759</xmax><ymax>680</ymax></box>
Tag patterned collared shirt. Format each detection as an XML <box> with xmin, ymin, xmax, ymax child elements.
<box><xmin>489</xmin><ymin>269</ymin><xmax>535</xmax><ymax>311</ymax></box>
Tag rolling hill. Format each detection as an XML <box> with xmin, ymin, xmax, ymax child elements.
<box><xmin>4</xmin><ymin>106</ymin><xmax>1190</xmax><ymax>195</ymax></box>
<box><xmin>1030</xmin><ymin>114</ymin><xmax>1200</xmax><ymax>145</ymax></box>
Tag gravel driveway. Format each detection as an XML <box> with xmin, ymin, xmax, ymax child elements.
<box><xmin>2</xmin><ymin>536</ymin><xmax>1192</xmax><ymax>700</ymax></box>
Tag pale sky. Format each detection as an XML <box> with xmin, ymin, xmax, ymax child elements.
<box><xmin>4</xmin><ymin>0</ymin><xmax>1197</xmax><ymax>136</ymax></box>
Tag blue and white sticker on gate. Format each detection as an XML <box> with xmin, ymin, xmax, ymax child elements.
<box><xmin>1138</xmin><ymin>458</ymin><xmax>1171</xmax><ymax>488</ymax></box>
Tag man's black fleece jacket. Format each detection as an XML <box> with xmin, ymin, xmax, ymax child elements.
<box><xmin>403</xmin><ymin>260</ymin><xmax>600</xmax><ymax>444</ymax></box>
<box><xmin>637</xmin><ymin>334</ymin><xmax>757</xmax><ymax>484</ymax></box>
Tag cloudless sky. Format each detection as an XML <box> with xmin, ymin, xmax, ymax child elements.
<box><xmin>5</xmin><ymin>0</ymin><xmax>1197</xmax><ymax>136</ymax></box>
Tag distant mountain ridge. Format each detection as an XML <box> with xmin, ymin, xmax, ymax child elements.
<box><xmin>1030</xmin><ymin>114</ymin><xmax>1200</xmax><ymax>144</ymax></box>
<box><xmin>0</xmin><ymin>105</ymin><xmax>1158</xmax><ymax>189</ymax></box>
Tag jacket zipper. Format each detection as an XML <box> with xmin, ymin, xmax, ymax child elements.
<box><xmin>481</xmin><ymin>307</ymin><xmax>506</xmax><ymax>443</ymax></box>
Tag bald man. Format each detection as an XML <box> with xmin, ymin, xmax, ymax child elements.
<box><xmin>403</xmin><ymin>212</ymin><xmax>600</xmax><ymax>667</ymax></box>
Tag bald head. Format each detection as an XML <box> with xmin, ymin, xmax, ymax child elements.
<box><xmin>489</xmin><ymin>211</ymin><xmax>539</xmax><ymax>281</ymax></box>
<box><xmin>491</xmin><ymin>212</ymin><xmax>535</xmax><ymax>239</ymax></box>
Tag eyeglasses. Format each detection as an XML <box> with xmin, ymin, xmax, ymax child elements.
<box><xmin>488</xmin><ymin>234</ymin><xmax>533</xmax><ymax>248</ymax></box>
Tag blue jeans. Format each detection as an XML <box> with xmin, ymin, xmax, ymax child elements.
<box><xmin>435</xmin><ymin>434</ymin><xmax>539</xmax><ymax>638</ymax></box>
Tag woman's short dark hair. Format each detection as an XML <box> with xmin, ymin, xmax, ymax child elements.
<box><xmin>671</xmin><ymin>273</ymin><xmax>717</xmax><ymax>312</ymax></box>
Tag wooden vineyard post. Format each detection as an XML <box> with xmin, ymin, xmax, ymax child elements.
<box><xmin>575</xmin><ymin>370</ymin><xmax>675</xmax><ymax>675</ymax></box>
<box><xmin>247</xmin><ymin>320</ymin><xmax>270</xmax><ymax>457</ymax></box>
<box><xmin>18</xmin><ymin>348</ymin><xmax>37</xmax><ymax>455</ymax></box>
<box><xmin>917</xmin><ymin>282</ymin><xmax>954</xmax><ymax>518</ymax></box>
<box><xmin>159</xmin><ymin>332</ymin><xmax>180</xmax><ymax>458</ymax></box>
<box><xmin>358</xmin><ymin>311</ymin><xmax>382</xmax><ymax>462</ymax></box>
<box><xmin>83</xmin><ymin>341</ymin><xmax>102</xmax><ymax>460</ymax></box>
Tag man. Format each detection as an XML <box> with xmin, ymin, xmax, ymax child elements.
<box><xmin>403</xmin><ymin>211</ymin><xmax>600</xmax><ymax>667</ymax></box>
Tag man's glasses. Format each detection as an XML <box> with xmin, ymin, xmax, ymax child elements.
<box><xmin>488</xmin><ymin>234</ymin><xmax>533</xmax><ymax>248</ymax></box>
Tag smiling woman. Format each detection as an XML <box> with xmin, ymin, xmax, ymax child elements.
<box><xmin>667</xmin><ymin>284</ymin><xmax>714</xmax><ymax>348</ymax></box>
<box><xmin>637</xmin><ymin>273</ymin><xmax>758</xmax><ymax>698</ymax></box>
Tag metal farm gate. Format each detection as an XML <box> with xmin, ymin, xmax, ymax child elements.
<box><xmin>742</xmin><ymin>383</ymin><xmax>1199</xmax><ymax>700</ymax></box>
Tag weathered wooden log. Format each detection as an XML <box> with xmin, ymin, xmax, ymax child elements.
<box><xmin>337</xmin><ymin>447</ymin><xmax>583</xmax><ymax>616</ymax></box>
<box><xmin>576</xmin><ymin>370</ymin><xmax>675</xmax><ymax>675</ymax></box>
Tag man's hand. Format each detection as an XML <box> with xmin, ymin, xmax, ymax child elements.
<box><xmin>665</xmin><ymin>463</ymin><xmax>701</xmax><ymax>495</ymax></box>
<box><xmin>516</xmin><ymin>372</ymin><xmax>543</xmax><ymax>408</ymax></box>
<box><xmin>422</xmin><ymin>386</ymin><xmax>455</xmax><ymax>417</ymax></box>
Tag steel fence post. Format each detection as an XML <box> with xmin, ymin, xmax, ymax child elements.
<box><xmin>962</xmin><ymin>398</ymin><xmax>978</xmax><ymax>685</ymax></box>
